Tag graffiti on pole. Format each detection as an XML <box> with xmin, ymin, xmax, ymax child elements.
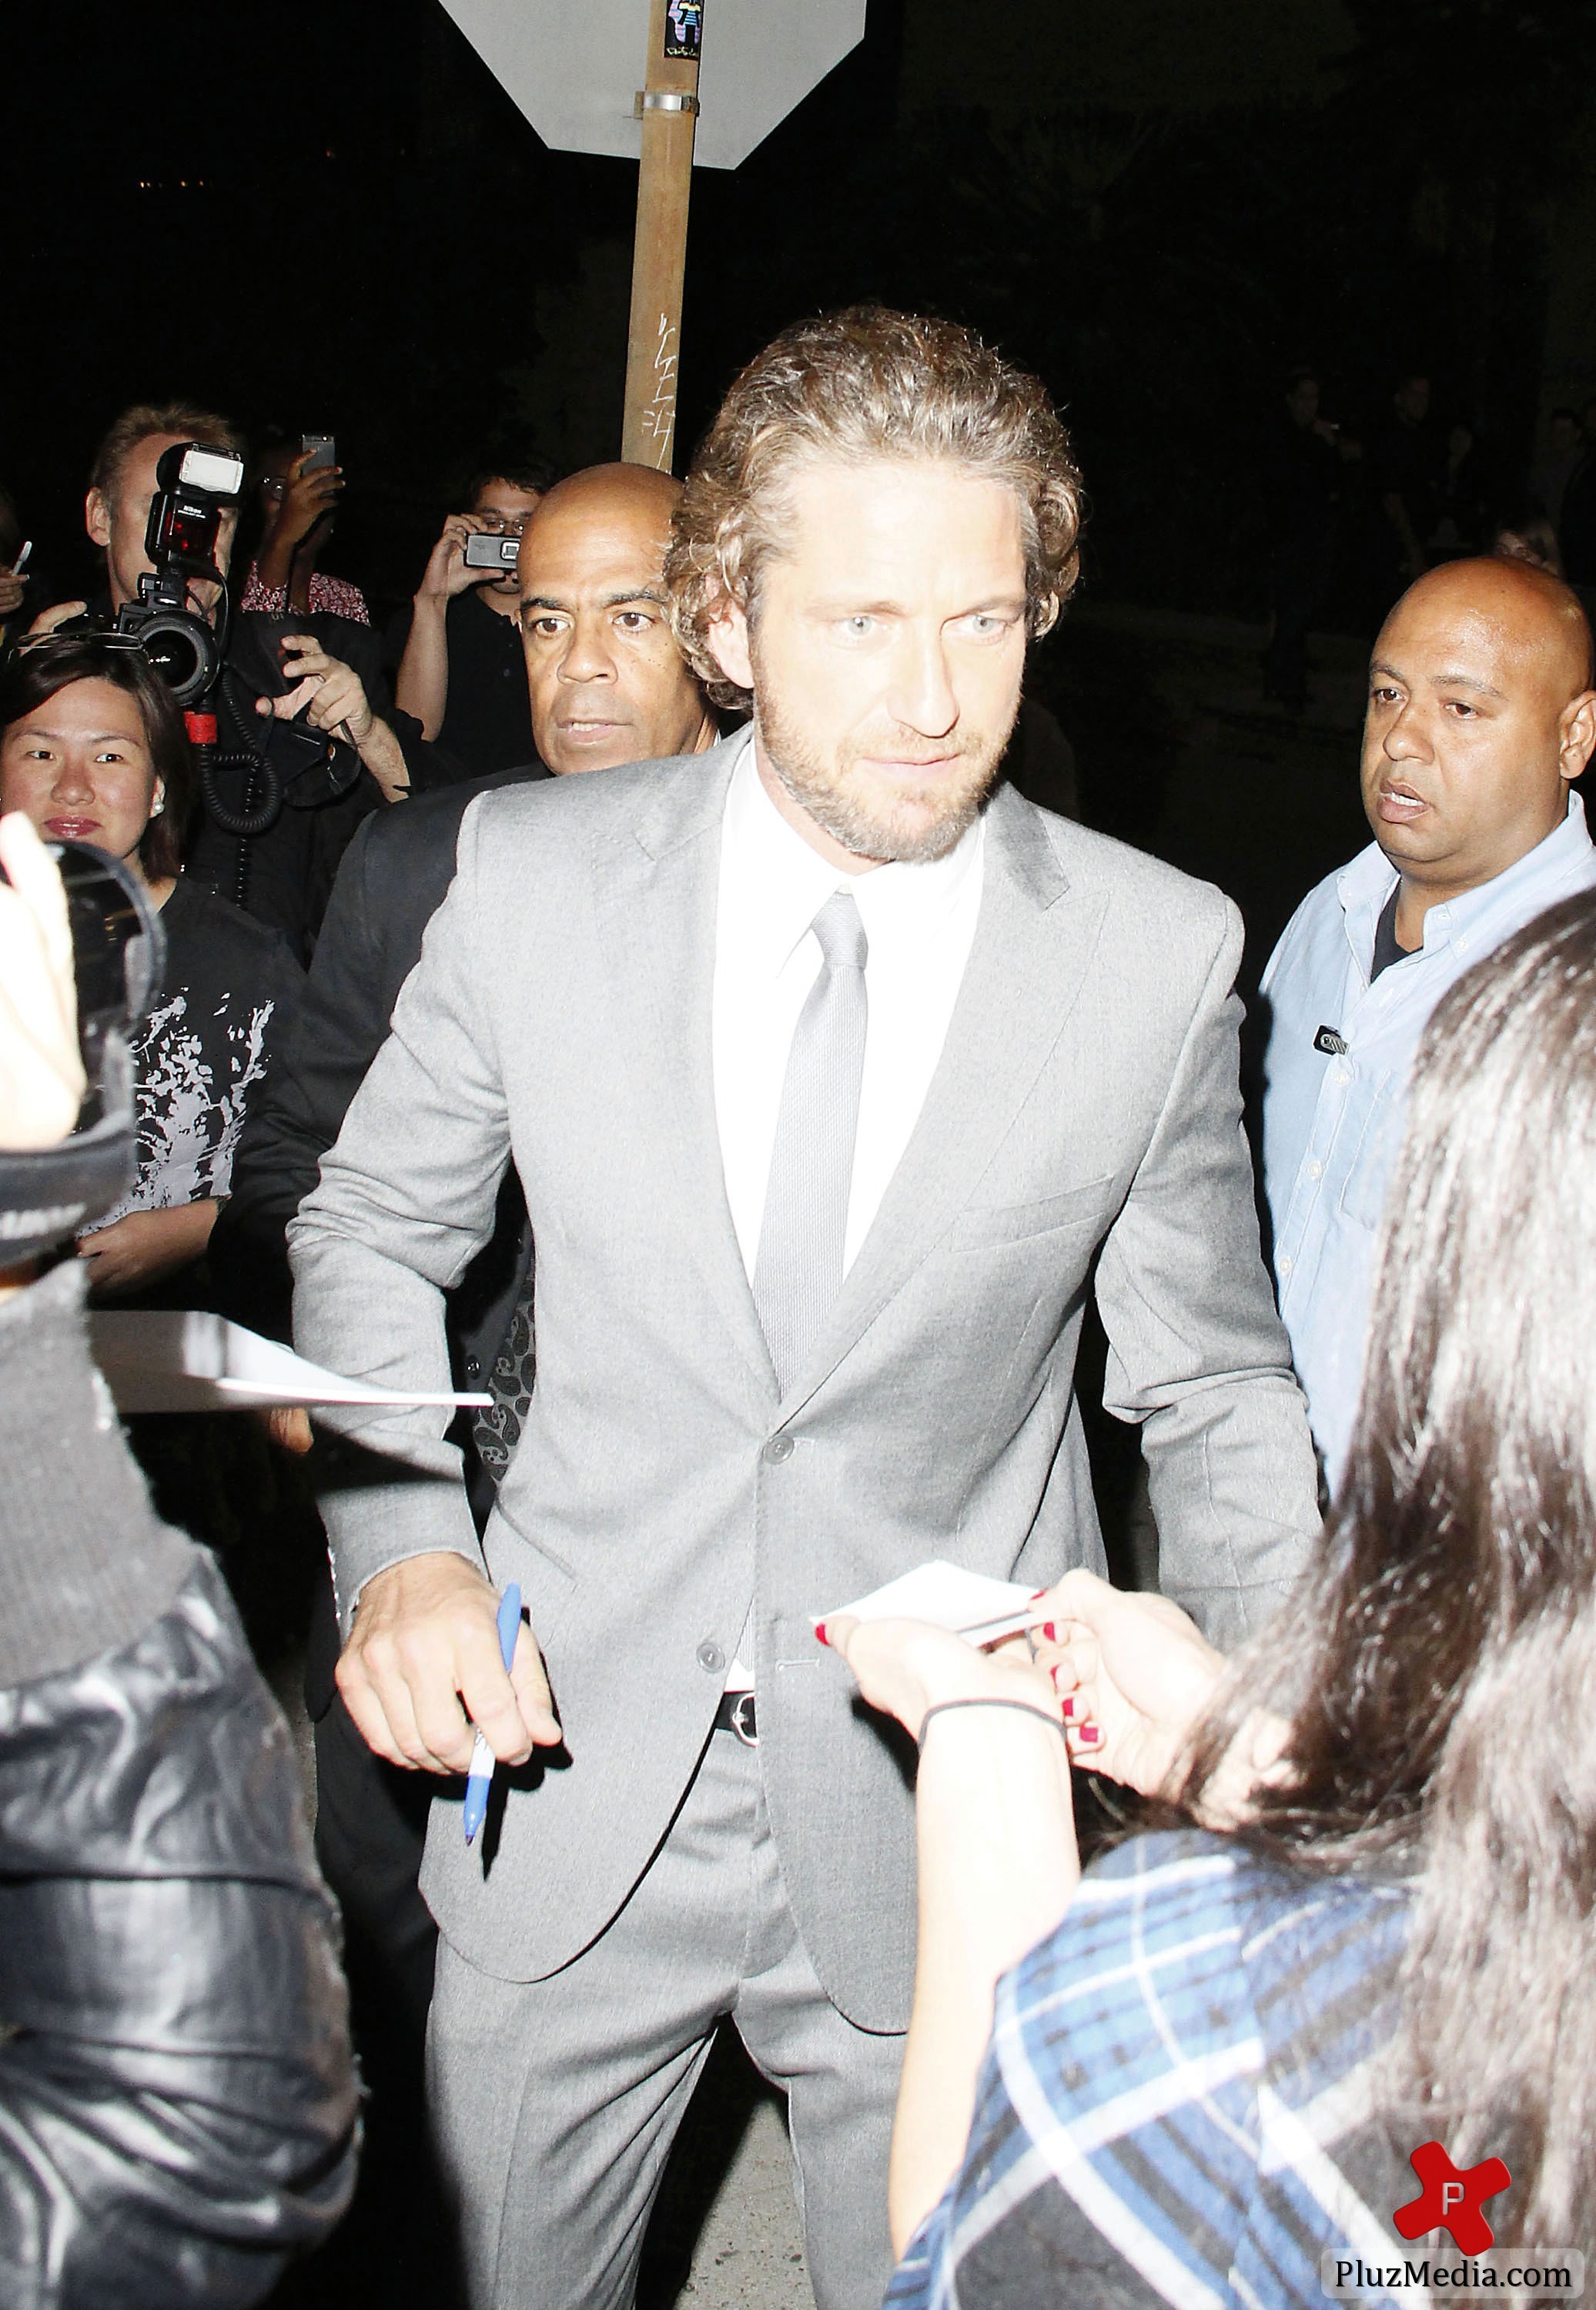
<box><xmin>638</xmin><ymin>309</ymin><xmax>680</xmax><ymax>469</ymax></box>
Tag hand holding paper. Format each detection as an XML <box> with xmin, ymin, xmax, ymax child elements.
<box><xmin>813</xmin><ymin>1559</ymin><xmax>1046</xmax><ymax>1649</ymax></box>
<box><xmin>815</xmin><ymin>1561</ymin><xmax>1062</xmax><ymax>1748</ymax></box>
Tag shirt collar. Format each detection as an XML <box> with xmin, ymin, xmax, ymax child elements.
<box><xmin>721</xmin><ymin>732</ymin><xmax>985</xmax><ymax>976</ymax></box>
<box><xmin>1336</xmin><ymin>790</ymin><xmax>1591</xmax><ymax>962</ymax></box>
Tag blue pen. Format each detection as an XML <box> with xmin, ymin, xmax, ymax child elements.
<box><xmin>463</xmin><ymin>1582</ymin><xmax>522</xmax><ymax>1845</ymax></box>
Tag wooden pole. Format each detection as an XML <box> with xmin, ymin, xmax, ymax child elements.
<box><xmin>621</xmin><ymin>0</ymin><xmax>701</xmax><ymax>471</ymax></box>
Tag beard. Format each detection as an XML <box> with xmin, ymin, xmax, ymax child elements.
<box><xmin>751</xmin><ymin>651</ymin><xmax>1016</xmax><ymax>867</ymax></box>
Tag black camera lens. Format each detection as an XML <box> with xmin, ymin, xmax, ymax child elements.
<box><xmin>135</xmin><ymin>610</ymin><xmax>219</xmax><ymax>705</ymax></box>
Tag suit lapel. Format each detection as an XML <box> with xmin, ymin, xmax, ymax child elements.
<box><xmin>593</xmin><ymin>740</ymin><xmax>778</xmax><ymax>1397</ymax></box>
<box><xmin>781</xmin><ymin>785</ymin><xmax>1109</xmax><ymax>1413</ymax></box>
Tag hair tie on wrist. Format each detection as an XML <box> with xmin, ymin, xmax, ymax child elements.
<box><xmin>917</xmin><ymin>1696</ymin><xmax>1066</xmax><ymax>1750</ymax></box>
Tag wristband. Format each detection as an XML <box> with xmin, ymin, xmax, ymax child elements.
<box><xmin>916</xmin><ymin>1696</ymin><xmax>1066</xmax><ymax>1750</ymax></box>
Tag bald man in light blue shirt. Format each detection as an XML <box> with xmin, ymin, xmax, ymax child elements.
<box><xmin>1263</xmin><ymin>556</ymin><xmax>1596</xmax><ymax>1488</ymax></box>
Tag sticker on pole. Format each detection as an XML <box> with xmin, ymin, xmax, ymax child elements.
<box><xmin>663</xmin><ymin>0</ymin><xmax>703</xmax><ymax>62</ymax></box>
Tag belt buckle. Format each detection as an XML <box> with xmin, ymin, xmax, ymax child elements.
<box><xmin>728</xmin><ymin>1690</ymin><xmax>758</xmax><ymax>1747</ymax></box>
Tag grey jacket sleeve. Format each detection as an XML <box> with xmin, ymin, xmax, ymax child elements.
<box><xmin>1093</xmin><ymin>895</ymin><xmax>1320</xmax><ymax>1648</ymax></box>
<box><xmin>288</xmin><ymin>798</ymin><xmax>508</xmax><ymax>1629</ymax></box>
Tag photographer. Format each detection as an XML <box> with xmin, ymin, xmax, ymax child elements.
<box><xmin>390</xmin><ymin>463</ymin><xmax>553</xmax><ymax>775</ymax></box>
<box><xmin>35</xmin><ymin>402</ymin><xmax>450</xmax><ymax>959</ymax></box>
<box><xmin>0</xmin><ymin>812</ymin><xmax>357</xmax><ymax>2307</ymax></box>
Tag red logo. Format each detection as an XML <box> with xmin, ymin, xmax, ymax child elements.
<box><xmin>1394</xmin><ymin>2142</ymin><xmax>1512</xmax><ymax>2254</ymax></box>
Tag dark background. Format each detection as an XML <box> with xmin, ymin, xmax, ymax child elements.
<box><xmin>5</xmin><ymin>0</ymin><xmax>1595</xmax><ymax>975</ymax></box>
<box><xmin>8</xmin><ymin>0</ymin><xmax>1596</xmax><ymax>615</ymax></box>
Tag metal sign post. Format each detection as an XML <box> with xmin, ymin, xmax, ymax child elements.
<box><xmin>621</xmin><ymin>0</ymin><xmax>701</xmax><ymax>470</ymax></box>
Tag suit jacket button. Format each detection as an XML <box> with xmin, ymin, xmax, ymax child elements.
<box><xmin>763</xmin><ymin>1435</ymin><xmax>795</xmax><ymax>1464</ymax></box>
<box><xmin>697</xmin><ymin>1641</ymin><xmax>725</xmax><ymax>1673</ymax></box>
<box><xmin>464</xmin><ymin>1357</ymin><xmax>482</xmax><ymax>1381</ymax></box>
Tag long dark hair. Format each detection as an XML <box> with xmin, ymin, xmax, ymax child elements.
<box><xmin>1180</xmin><ymin>890</ymin><xmax>1596</xmax><ymax>2247</ymax></box>
<box><xmin>0</xmin><ymin>633</ymin><xmax>193</xmax><ymax>879</ymax></box>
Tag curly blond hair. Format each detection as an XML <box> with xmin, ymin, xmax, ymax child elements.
<box><xmin>666</xmin><ymin>306</ymin><xmax>1085</xmax><ymax>711</ymax></box>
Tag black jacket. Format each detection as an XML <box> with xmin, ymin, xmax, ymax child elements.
<box><xmin>184</xmin><ymin>611</ymin><xmax>470</xmax><ymax>963</ymax></box>
<box><xmin>0</xmin><ymin>1270</ymin><xmax>357</xmax><ymax>2308</ymax></box>
<box><xmin>209</xmin><ymin>765</ymin><xmax>545</xmax><ymax>1718</ymax></box>
<box><xmin>209</xmin><ymin>764</ymin><xmax>544</xmax><ymax>1350</ymax></box>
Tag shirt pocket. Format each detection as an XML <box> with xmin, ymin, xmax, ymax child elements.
<box><xmin>1338</xmin><ymin>1068</ymin><xmax>1404</xmax><ymax>1233</ymax></box>
<box><xmin>944</xmin><ymin>1175</ymin><xmax>1114</xmax><ymax>1253</ymax></box>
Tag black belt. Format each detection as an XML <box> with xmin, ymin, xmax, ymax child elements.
<box><xmin>712</xmin><ymin>1689</ymin><xmax>758</xmax><ymax>1745</ymax></box>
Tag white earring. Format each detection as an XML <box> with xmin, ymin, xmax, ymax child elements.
<box><xmin>150</xmin><ymin>795</ymin><xmax>166</xmax><ymax>817</ymax></box>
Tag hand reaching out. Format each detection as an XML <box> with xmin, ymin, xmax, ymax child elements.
<box><xmin>1028</xmin><ymin>1569</ymin><xmax>1226</xmax><ymax>1798</ymax></box>
<box><xmin>821</xmin><ymin>1612</ymin><xmax>1061</xmax><ymax>1744</ymax></box>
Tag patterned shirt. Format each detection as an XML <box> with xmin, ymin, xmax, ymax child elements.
<box><xmin>888</xmin><ymin>1829</ymin><xmax>1420</xmax><ymax>2310</ymax></box>
<box><xmin>96</xmin><ymin>877</ymin><xmax>303</xmax><ymax>1224</ymax></box>
<box><xmin>239</xmin><ymin>562</ymin><xmax>370</xmax><ymax>625</ymax></box>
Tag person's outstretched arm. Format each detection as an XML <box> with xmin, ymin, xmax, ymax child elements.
<box><xmin>824</xmin><ymin>1616</ymin><xmax>1077</xmax><ymax>2255</ymax></box>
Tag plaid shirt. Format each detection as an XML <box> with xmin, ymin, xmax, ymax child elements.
<box><xmin>888</xmin><ymin>1829</ymin><xmax>1420</xmax><ymax>2309</ymax></box>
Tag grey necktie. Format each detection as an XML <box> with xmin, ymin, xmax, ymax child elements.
<box><xmin>752</xmin><ymin>891</ymin><xmax>869</xmax><ymax>1391</ymax></box>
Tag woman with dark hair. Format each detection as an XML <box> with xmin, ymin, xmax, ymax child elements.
<box><xmin>828</xmin><ymin>889</ymin><xmax>1596</xmax><ymax>2302</ymax></box>
<box><xmin>0</xmin><ymin>631</ymin><xmax>301</xmax><ymax>1299</ymax></box>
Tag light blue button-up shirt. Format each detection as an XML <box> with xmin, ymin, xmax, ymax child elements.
<box><xmin>1260</xmin><ymin>793</ymin><xmax>1596</xmax><ymax>1486</ymax></box>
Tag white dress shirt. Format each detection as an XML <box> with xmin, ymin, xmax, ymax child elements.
<box><xmin>1261</xmin><ymin>792</ymin><xmax>1596</xmax><ymax>1488</ymax></box>
<box><xmin>713</xmin><ymin>734</ymin><xmax>985</xmax><ymax>1693</ymax></box>
<box><xmin>712</xmin><ymin>733</ymin><xmax>986</xmax><ymax>1282</ymax></box>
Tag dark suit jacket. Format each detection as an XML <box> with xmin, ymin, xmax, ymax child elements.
<box><xmin>209</xmin><ymin>764</ymin><xmax>546</xmax><ymax>1714</ymax></box>
<box><xmin>210</xmin><ymin>765</ymin><xmax>545</xmax><ymax>1337</ymax></box>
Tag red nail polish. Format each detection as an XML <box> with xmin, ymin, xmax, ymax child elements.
<box><xmin>1041</xmin><ymin>1621</ymin><xmax>1058</xmax><ymax>1642</ymax></box>
<box><xmin>1058</xmin><ymin>1692</ymin><xmax>1075</xmax><ymax>1716</ymax></box>
<box><xmin>815</xmin><ymin>1622</ymin><xmax>828</xmax><ymax>1646</ymax></box>
<box><xmin>1079</xmin><ymin>1724</ymin><xmax>1100</xmax><ymax>1746</ymax></box>
<box><xmin>1029</xmin><ymin>1588</ymin><xmax>1047</xmax><ymax>1601</ymax></box>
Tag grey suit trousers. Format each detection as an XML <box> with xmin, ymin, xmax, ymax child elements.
<box><xmin>427</xmin><ymin>1729</ymin><xmax>903</xmax><ymax>2310</ymax></box>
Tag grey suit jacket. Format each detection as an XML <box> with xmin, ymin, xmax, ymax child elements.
<box><xmin>289</xmin><ymin>737</ymin><xmax>1318</xmax><ymax>2027</ymax></box>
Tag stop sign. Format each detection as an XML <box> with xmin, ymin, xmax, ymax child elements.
<box><xmin>438</xmin><ymin>0</ymin><xmax>867</xmax><ymax>171</ymax></box>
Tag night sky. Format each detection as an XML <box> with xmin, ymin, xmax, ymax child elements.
<box><xmin>7</xmin><ymin>0</ymin><xmax>1596</xmax><ymax>615</ymax></box>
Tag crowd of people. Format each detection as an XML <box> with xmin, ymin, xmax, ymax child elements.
<box><xmin>1262</xmin><ymin>363</ymin><xmax>1596</xmax><ymax>711</ymax></box>
<box><xmin>2</xmin><ymin>303</ymin><xmax>1594</xmax><ymax>2310</ymax></box>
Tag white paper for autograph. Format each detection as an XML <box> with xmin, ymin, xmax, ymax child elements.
<box><xmin>90</xmin><ymin>1310</ymin><xmax>493</xmax><ymax>1416</ymax></box>
<box><xmin>815</xmin><ymin>1559</ymin><xmax>1041</xmax><ymax>1645</ymax></box>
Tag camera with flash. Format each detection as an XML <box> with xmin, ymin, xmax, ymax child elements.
<box><xmin>112</xmin><ymin>440</ymin><xmax>244</xmax><ymax>705</ymax></box>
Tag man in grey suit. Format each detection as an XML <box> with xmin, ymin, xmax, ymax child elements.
<box><xmin>290</xmin><ymin>306</ymin><xmax>1319</xmax><ymax>2310</ymax></box>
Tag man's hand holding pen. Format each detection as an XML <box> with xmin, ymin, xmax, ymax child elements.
<box><xmin>336</xmin><ymin>1551</ymin><xmax>561</xmax><ymax>1775</ymax></box>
